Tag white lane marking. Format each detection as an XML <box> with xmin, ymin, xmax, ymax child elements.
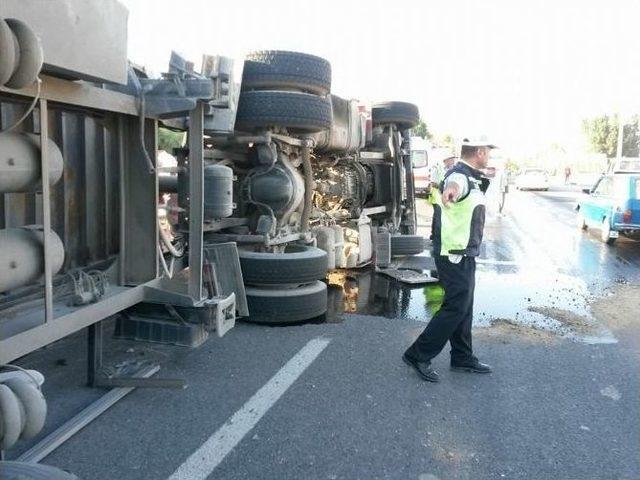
<box><xmin>167</xmin><ymin>337</ymin><xmax>331</xmax><ymax>480</ymax></box>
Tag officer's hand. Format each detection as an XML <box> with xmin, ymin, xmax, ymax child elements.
<box><xmin>442</xmin><ymin>184</ymin><xmax>460</xmax><ymax>206</ymax></box>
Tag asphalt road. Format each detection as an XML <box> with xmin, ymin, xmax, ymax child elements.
<box><xmin>7</xmin><ymin>186</ymin><xmax>640</xmax><ymax>480</ymax></box>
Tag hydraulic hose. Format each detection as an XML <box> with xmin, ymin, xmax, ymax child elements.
<box><xmin>300</xmin><ymin>140</ymin><xmax>314</xmax><ymax>233</ymax></box>
<box><xmin>158</xmin><ymin>217</ymin><xmax>183</xmax><ymax>258</ymax></box>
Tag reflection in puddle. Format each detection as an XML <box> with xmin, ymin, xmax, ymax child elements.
<box><xmin>326</xmin><ymin>269</ymin><xmax>440</xmax><ymax>323</ymax></box>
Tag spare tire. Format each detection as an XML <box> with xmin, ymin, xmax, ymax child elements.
<box><xmin>0</xmin><ymin>384</ymin><xmax>21</xmax><ymax>450</ymax></box>
<box><xmin>242</xmin><ymin>50</ymin><xmax>331</xmax><ymax>96</ymax></box>
<box><xmin>245</xmin><ymin>281</ymin><xmax>328</xmax><ymax>324</ymax></box>
<box><xmin>239</xmin><ymin>245</ymin><xmax>328</xmax><ymax>286</ymax></box>
<box><xmin>390</xmin><ymin>234</ymin><xmax>425</xmax><ymax>256</ymax></box>
<box><xmin>4</xmin><ymin>377</ymin><xmax>46</xmax><ymax>439</ymax></box>
<box><xmin>372</xmin><ymin>101</ymin><xmax>420</xmax><ymax>130</ymax></box>
<box><xmin>0</xmin><ymin>462</ymin><xmax>79</xmax><ymax>480</ymax></box>
<box><xmin>5</xmin><ymin>19</ymin><xmax>43</xmax><ymax>90</ymax></box>
<box><xmin>236</xmin><ymin>90</ymin><xmax>332</xmax><ymax>133</ymax></box>
<box><xmin>0</xmin><ymin>19</ymin><xmax>17</xmax><ymax>86</ymax></box>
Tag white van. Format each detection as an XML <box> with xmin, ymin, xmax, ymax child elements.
<box><xmin>410</xmin><ymin>136</ymin><xmax>430</xmax><ymax>195</ymax></box>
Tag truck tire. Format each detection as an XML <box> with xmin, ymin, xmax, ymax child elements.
<box><xmin>390</xmin><ymin>234</ymin><xmax>425</xmax><ymax>256</ymax></box>
<box><xmin>4</xmin><ymin>19</ymin><xmax>43</xmax><ymax>90</ymax></box>
<box><xmin>4</xmin><ymin>377</ymin><xmax>46</xmax><ymax>439</ymax></box>
<box><xmin>242</xmin><ymin>50</ymin><xmax>331</xmax><ymax>96</ymax></box>
<box><xmin>0</xmin><ymin>19</ymin><xmax>17</xmax><ymax>86</ymax></box>
<box><xmin>0</xmin><ymin>384</ymin><xmax>21</xmax><ymax>450</ymax></box>
<box><xmin>236</xmin><ymin>90</ymin><xmax>332</xmax><ymax>133</ymax></box>
<box><xmin>0</xmin><ymin>462</ymin><xmax>79</xmax><ymax>480</ymax></box>
<box><xmin>245</xmin><ymin>281</ymin><xmax>328</xmax><ymax>324</ymax></box>
<box><xmin>239</xmin><ymin>245</ymin><xmax>328</xmax><ymax>286</ymax></box>
<box><xmin>372</xmin><ymin>101</ymin><xmax>420</xmax><ymax>130</ymax></box>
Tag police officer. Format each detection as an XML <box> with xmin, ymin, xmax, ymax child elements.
<box><xmin>403</xmin><ymin>136</ymin><xmax>496</xmax><ymax>382</ymax></box>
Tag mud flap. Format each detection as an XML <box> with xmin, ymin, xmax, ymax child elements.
<box><xmin>214</xmin><ymin>293</ymin><xmax>236</xmax><ymax>337</ymax></box>
<box><xmin>377</xmin><ymin>268</ymin><xmax>438</xmax><ymax>284</ymax></box>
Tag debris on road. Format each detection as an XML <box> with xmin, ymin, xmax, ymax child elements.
<box><xmin>590</xmin><ymin>284</ymin><xmax>640</xmax><ymax>331</ymax></box>
<box><xmin>600</xmin><ymin>385</ymin><xmax>621</xmax><ymax>401</ymax></box>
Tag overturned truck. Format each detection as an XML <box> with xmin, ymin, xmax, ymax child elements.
<box><xmin>161</xmin><ymin>50</ymin><xmax>425</xmax><ymax>325</ymax></box>
<box><xmin>0</xmin><ymin>1</ymin><xmax>425</xmax><ymax>455</ymax></box>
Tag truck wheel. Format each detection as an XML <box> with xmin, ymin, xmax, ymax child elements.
<box><xmin>236</xmin><ymin>90</ymin><xmax>332</xmax><ymax>133</ymax></box>
<box><xmin>242</xmin><ymin>50</ymin><xmax>331</xmax><ymax>96</ymax></box>
<box><xmin>245</xmin><ymin>281</ymin><xmax>328</xmax><ymax>324</ymax></box>
<box><xmin>0</xmin><ymin>384</ymin><xmax>22</xmax><ymax>450</ymax></box>
<box><xmin>4</xmin><ymin>19</ymin><xmax>43</xmax><ymax>90</ymax></box>
<box><xmin>0</xmin><ymin>462</ymin><xmax>79</xmax><ymax>480</ymax></box>
<box><xmin>0</xmin><ymin>19</ymin><xmax>17</xmax><ymax>86</ymax></box>
<box><xmin>4</xmin><ymin>377</ymin><xmax>47</xmax><ymax>439</ymax></box>
<box><xmin>372</xmin><ymin>101</ymin><xmax>420</xmax><ymax>130</ymax></box>
<box><xmin>390</xmin><ymin>234</ymin><xmax>425</xmax><ymax>256</ymax></box>
<box><xmin>239</xmin><ymin>245</ymin><xmax>328</xmax><ymax>286</ymax></box>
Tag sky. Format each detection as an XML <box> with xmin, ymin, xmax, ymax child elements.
<box><xmin>121</xmin><ymin>0</ymin><xmax>640</xmax><ymax>158</ymax></box>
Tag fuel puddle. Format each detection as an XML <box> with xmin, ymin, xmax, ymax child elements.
<box><xmin>325</xmin><ymin>269</ymin><xmax>441</xmax><ymax>323</ymax></box>
<box><xmin>324</xmin><ymin>265</ymin><xmax>618</xmax><ymax>345</ymax></box>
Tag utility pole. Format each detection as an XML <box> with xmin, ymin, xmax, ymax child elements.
<box><xmin>616</xmin><ymin>114</ymin><xmax>624</xmax><ymax>160</ymax></box>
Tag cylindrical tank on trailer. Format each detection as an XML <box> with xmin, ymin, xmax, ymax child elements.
<box><xmin>203</xmin><ymin>164</ymin><xmax>233</xmax><ymax>220</ymax></box>
<box><xmin>0</xmin><ymin>226</ymin><xmax>65</xmax><ymax>293</ymax></box>
<box><xmin>0</xmin><ymin>133</ymin><xmax>64</xmax><ymax>193</ymax></box>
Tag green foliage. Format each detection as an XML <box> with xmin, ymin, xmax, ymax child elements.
<box><xmin>437</xmin><ymin>133</ymin><xmax>454</xmax><ymax>149</ymax></box>
<box><xmin>504</xmin><ymin>159</ymin><xmax>519</xmax><ymax>173</ymax></box>
<box><xmin>158</xmin><ymin>128</ymin><xmax>185</xmax><ymax>153</ymax></box>
<box><xmin>582</xmin><ymin>114</ymin><xmax>640</xmax><ymax>158</ymax></box>
<box><xmin>411</xmin><ymin>120</ymin><xmax>432</xmax><ymax>140</ymax></box>
<box><xmin>623</xmin><ymin>115</ymin><xmax>640</xmax><ymax>157</ymax></box>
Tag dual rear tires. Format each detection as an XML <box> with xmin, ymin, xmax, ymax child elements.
<box><xmin>237</xmin><ymin>51</ymin><xmax>332</xmax><ymax>134</ymax></box>
<box><xmin>239</xmin><ymin>245</ymin><xmax>329</xmax><ymax>324</ymax></box>
<box><xmin>237</xmin><ymin>51</ymin><xmax>421</xmax><ymax>134</ymax></box>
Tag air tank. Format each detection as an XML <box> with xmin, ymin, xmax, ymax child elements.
<box><xmin>0</xmin><ymin>133</ymin><xmax>64</xmax><ymax>193</ymax></box>
<box><xmin>203</xmin><ymin>164</ymin><xmax>233</xmax><ymax>220</ymax></box>
<box><xmin>0</xmin><ymin>226</ymin><xmax>65</xmax><ymax>293</ymax></box>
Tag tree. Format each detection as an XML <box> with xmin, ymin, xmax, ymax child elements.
<box><xmin>410</xmin><ymin>120</ymin><xmax>432</xmax><ymax>140</ymax></box>
<box><xmin>582</xmin><ymin>114</ymin><xmax>640</xmax><ymax>158</ymax></box>
<box><xmin>158</xmin><ymin>127</ymin><xmax>185</xmax><ymax>153</ymax></box>
<box><xmin>623</xmin><ymin>115</ymin><xmax>640</xmax><ymax>157</ymax></box>
<box><xmin>437</xmin><ymin>133</ymin><xmax>454</xmax><ymax>149</ymax></box>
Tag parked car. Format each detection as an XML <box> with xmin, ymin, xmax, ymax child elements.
<box><xmin>576</xmin><ymin>173</ymin><xmax>640</xmax><ymax>245</ymax></box>
<box><xmin>515</xmin><ymin>168</ymin><xmax>549</xmax><ymax>191</ymax></box>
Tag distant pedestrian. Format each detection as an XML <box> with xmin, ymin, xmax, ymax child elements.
<box><xmin>403</xmin><ymin>136</ymin><xmax>495</xmax><ymax>382</ymax></box>
<box><xmin>564</xmin><ymin>166</ymin><xmax>572</xmax><ymax>185</ymax></box>
<box><xmin>429</xmin><ymin>152</ymin><xmax>457</xmax><ymax>188</ymax></box>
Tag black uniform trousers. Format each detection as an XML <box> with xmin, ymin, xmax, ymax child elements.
<box><xmin>405</xmin><ymin>255</ymin><xmax>477</xmax><ymax>365</ymax></box>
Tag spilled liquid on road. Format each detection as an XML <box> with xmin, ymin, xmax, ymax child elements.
<box><xmin>323</xmin><ymin>265</ymin><xmax>617</xmax><ymax>344</ymax></box>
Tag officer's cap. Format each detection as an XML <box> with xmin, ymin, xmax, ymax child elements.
<box><xmin>461</xmin><ymin>135</ymin><xmax>497</xmax><ymax>149</ymax></box>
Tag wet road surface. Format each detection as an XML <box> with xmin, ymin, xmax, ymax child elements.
<box><xmin>6</xmin><ymin>186</ymin><xmax>640</xmax><ymax>480</ymax></box>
